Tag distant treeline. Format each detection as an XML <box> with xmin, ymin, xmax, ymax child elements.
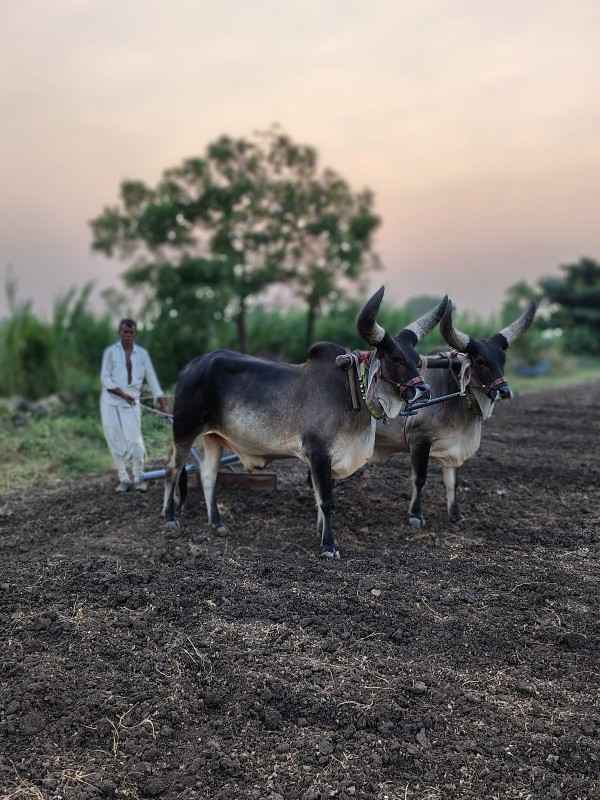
<box><xmin>1</xmin><ymin>256</ymin><xmax>599</xmax><ymax>410</ymax></box>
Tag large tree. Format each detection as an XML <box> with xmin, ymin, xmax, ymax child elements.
<box><xmin>90</xmin><ymin>127</ymin><xmax>381</xmax><ymax>357</ymax></box>
<box><xmin>539</xmin><ymin>257</ymin><xmax>600</xmax><ymax>355</ymax></box>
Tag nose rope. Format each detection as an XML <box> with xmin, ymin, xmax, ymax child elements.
<box><xmin>479</xmin><ymin>376</ymin><xmax>509</xmax><ymax>396</ymax></box>
<box><xmin>379</xmin><ymin>372</ymin><xmax>427</xmax><ymax>398</ymax></box>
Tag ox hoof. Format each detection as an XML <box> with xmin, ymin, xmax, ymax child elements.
<box><xmin>166</xmin><ymin>519</ymin><xmax>180</xmax><ymax>531</ymax></box>
<box><xmin>451</xmin><ymin>514</ymin><xmax>466</xmax><ymax>524</ymax></box>
<box><xmin>320</xmin><ymin>547</ymin><xmax>340</xmax><ymax>560</ymax></box>
<box><xmin>212</xmin><ymin>524</ymin><xmax>230</xmax><ymax>537</ymax></box>
<box><xmin>409</xmin><ymin>515</ymin><xmax>425</xmax><ymax>530</ymax></box>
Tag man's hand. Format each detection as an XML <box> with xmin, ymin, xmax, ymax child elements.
<box><xmin>109</xmin><ymin>387</ymin><xmax>136</xmax><ymax>405</ymax></box>
<box><xmin>157</xmin><ymin>397</ymin><xmax>170</xmax><ymax>414</ymax></box>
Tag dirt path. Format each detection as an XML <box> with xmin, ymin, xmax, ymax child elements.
<box><xmin>1</xmin><ymin>384</ymin><xmax>599</xmax><ymax>799</ymax></box>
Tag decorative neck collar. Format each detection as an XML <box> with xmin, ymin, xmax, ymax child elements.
<box><xmin>355</xmin><ymin>351</ymin><xmax>387</xmax><ymax>420</ymax></box>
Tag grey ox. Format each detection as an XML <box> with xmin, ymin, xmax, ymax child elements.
<box><xmin>371</xmin><ymin>299</ymin><xmax>537</xmax><ymax>528</ymax></box>
<box><xmin>163</xmin><ymin>287</ymin><xmax>448</xmax><ymax>558</ymax></box>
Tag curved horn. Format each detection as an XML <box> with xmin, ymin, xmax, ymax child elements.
<box><xmin>404</xmin><ymin>295</ymin><xmax>449</xmax><ymax>342</ymax></box>
<box><xmin>498</xmin><ymin>300</ymin><xmax>537</xmax><ymax>347</ymax></box>
<box><xmin>356</xmin><ymin>286</ymin><xmax>386</xmax><ymax>345</ymax></box>
<box><xmin>439</xmin><ymin>301</ymin><xmax>470</xmax><ymax>351</ymax></box>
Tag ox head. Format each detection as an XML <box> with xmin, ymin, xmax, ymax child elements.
<box><xmin>440</xmin><ymin>299</ymin><xmax>537</xmax><ymax>402</ymax></box>
<box><xmin>357</xmin><ymin>287</ymin><xmax>449</xmax><ymax>416</ymax></box>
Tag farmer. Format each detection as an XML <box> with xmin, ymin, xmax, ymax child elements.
<box><xmin>100</xmin><ymin>318</ymin><xmax>169</xmax><ymax>493</ymax></box>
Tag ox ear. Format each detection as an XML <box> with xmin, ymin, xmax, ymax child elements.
<box><xmin>497</xmin><ymin>299</ymin><xmax>537</xmax><ymax>348</ymax></box>
<box><xmin>402</xmin><ymin>295</ymin><xmax>449</xmax><ymax>344</ymax></box>
<box><xmin>439</xmin><ymin>300</ymin><xmax>470</xmax><ymax>352</ymax></box>
<box><xmin>357</xmin><ymin>285</ymin><xmax>387</xmax><ymax>345</ymax></box>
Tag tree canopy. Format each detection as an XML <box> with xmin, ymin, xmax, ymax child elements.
<box><xmin>90</xmin><ymin>127</ymin><xmax>381</xmax><ymax>364</ymax></box>
<box><xmin>539</xmin><ymin>257</ymin><xmax>600</xmax><ymax>355</ymax></box>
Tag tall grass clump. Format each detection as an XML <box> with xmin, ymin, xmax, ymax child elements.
<box><xmin>0</xmin><ymin>278</ymin><xmax>114</xmax><ymax>412</ymax></box>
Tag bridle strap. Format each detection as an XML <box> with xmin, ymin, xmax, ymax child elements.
<box><xmin>379</xmin><ymin>372</ymin><xmax>426</xmax><ymax>399</ymax></box>
<box><xmin>478</xmin><ymin>376</ymin><xmax>508</xmax><ymax>397</ymax></box>
<box><xmin>444</xmin><ymin>350</ymin><xmax>508</xmax><ymax>398</ymax></box>
<box><xmin>357</xmin><ymin>350</ymin><xmax>426</xmax><ymax>400</ymax></box>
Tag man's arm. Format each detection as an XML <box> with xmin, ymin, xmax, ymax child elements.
<box><xmin>108</xmin><ymin>387</ymin><xmax>136</xmax><ymax>405</ymax></box>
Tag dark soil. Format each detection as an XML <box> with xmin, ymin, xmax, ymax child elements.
<box><xmin>1</xmin><ymin>384</ymin><xmax>599</xmax><ymax>800</ymax></box>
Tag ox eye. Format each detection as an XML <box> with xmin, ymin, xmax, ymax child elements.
<box><xmin>391</xmin><ymin>355</ymin><xmax>404</xmax><ymax>365</ymax></box>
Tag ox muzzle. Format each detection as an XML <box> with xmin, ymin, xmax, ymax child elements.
<box><xmin>483</xmin><ymin>377</ymin><xmax>512</xmax><ymax>401</ymax></box>
<box><xmin>381</xmin><ymin>374</ymin><xmax>432</xmax><ymax>404</ymax></box>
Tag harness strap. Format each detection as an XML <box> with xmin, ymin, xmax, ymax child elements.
<box><xmin>440</xmin><ymin>350</ymin><xmax>471</xmax><ymax>393</ymax></box>
<box><xmin>335</xmin><ymin>350</ymin><xmax>386</xmax><ymax>420</ymax></box>
<box><xmin>335</xmin><ymin>352</ymin><xmax>361</xmax><ymax>412</ymax></box>
<box><xmin>347</xmin><ymin>364</ymin><xmax>360</xmax><ymax>410</ymax></box>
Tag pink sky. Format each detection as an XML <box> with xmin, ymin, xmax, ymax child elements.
<box><xmin>1</xmin><ymin>0</ymin><xmax>599</xmax><ymax>321</ymax></box>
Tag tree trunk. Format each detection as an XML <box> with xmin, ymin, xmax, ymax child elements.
<box><xmin>237</xmin><ymin>296</ymin><xmax>248</xmax><ymax>353</ymax></box>
<box><xmin>305</xmin><ymin>302</ymin><xmax>318</xmax><ymax>349</ymax></box>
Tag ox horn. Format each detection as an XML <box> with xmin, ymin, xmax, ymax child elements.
<box><xmin>404</xmin><ymin>295</ymin><xmax>449</xmax><ymax>342</ymax></box>
<box><xmin>498</xmin><ymin>299</ymin><xmax>537</xmax><ymax>348</ymax></box>
<box><xmin>357</xmin><ymin>286</ymin><xmax>387</xmax><ymax>345</ymax></box>
<box><xmin>439</xmin><ymin>301</ymin><xmax>470</xmax><ymax>351</ymax></box>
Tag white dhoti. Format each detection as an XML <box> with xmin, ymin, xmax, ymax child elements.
<box><xmin>100</xmin><ymin>397</ymin><xmax>146</xmax><ymax>483</ymax></box>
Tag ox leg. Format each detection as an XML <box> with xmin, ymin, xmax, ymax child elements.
<box><xmin>443</xmin><ymin>466</ymin><xmax>465</xmax><ymax>523</ymax></box>
<box><xmin>201</xmin><ymin>434</ymin><xmax>229</xmax><ymax>536</ymax></box>
<box><xmin>177</xmin><ymin>468</ymin><xmax>188</xmax><ymax>512</ymax></box>
<box><xmin>408</xmin><ymin>443</ymin><xmax>431</xmax><ymax>530</ymax></box>
<box><xmin>163</xmin><ymin>441</ymin><xmax>191</xmax><ymax>529</ymax></box>
<box><xmin>307</xmin><ymin>449</ymin><xmax>339</xmax><ymax>559</ymax></box>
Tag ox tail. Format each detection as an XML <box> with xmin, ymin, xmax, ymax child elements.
<box><xmin>178</xmin><ymin>467</ymin><xmax>188</xmax><ymax>511</ymax></box>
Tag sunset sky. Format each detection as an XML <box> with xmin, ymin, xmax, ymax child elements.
<box><xmin>1</xmin><ymin>0</ymin><xmax>599</xmax><ymax>321</ymax></box>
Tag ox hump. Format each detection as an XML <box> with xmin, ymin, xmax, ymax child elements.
<box><xmin>307</xmin><ymin>341</ymin><xmax>347</xmax><ymax>363</ymax></box>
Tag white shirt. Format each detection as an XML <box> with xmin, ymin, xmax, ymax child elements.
<box><xmin>100</xmin><ymin>342</ymin><xmax>164</xmax><ymax>407</ymax></box>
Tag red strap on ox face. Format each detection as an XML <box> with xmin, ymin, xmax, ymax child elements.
<box><xmin>481</xmin><ymin>377</ymin><xmax>508</xmax><ymax>396</ymax></box>
<box><xmin>380</xmin><ymin>372</ymin><xmax>426</xmax><ymax>397</ymax></box>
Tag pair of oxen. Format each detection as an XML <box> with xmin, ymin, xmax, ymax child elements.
<box><xmin>163</xmin><ymin>288</ymin><xmax>536</xmax><ymax>558</ymax></box>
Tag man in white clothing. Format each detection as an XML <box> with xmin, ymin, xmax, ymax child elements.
<box><xmin>100</xmin><ymin>318</ymin><xmax>169</xmax><ymax>493</ymax></box>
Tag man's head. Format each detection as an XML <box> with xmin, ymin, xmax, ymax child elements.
<box><xmin>118</xmin><ymin>318</ymin><xmax>137</xmax><ymax>346</ymax></box>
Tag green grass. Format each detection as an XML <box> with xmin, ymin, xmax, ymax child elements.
<box><xmin>507</xmin><ymin>361</ymin><xmax>600</xmax><ymax>394</ymax></box>
<box><xmin>0</xmin><ymin>406</ymin><xmax>174</xmax><ymax>491</ymax></box>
